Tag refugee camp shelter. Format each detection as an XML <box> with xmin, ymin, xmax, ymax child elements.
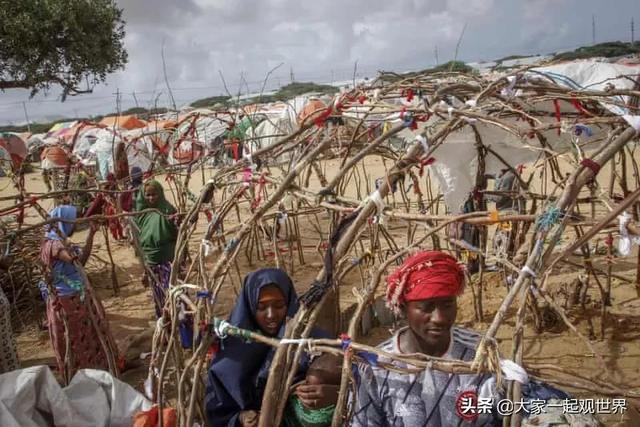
<box><xmin>99</xmin><ymin>115</ymin><xmax>146</xmax><ymax>130</ymax></box>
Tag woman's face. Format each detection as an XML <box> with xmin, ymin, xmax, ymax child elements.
<box><xmin>144</xmin><ymin>184</ymin><xmax>160</xmax><ymax>207</ymax></box>
<box><xmin>255</xmin><ymin>284</ymin><xmax>287</xmax><ymax>336</ymax></box>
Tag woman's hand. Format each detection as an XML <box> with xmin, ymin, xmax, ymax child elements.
<box><xmin>294</xmin><ymin>383</ymin><xmax>340</xmax><ymax>409</ymax></box>
<box><xmin>239</xmin><ymin>410</ymin><xmax>259</xmax><ymax>426</ymax></box>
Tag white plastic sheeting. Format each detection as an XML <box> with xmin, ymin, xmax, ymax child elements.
<box><xmin>89</xmin><ymin>129</ymin><xmax>154</xmax><ymax>179</ymax></box>
<box><xmin>71</xmin><ymin>127</ymin><xmax>103</xmax><ymax>163</ymax></box>
<box><xmin>170</xmin><ymin>116</ymin><xmax>228</xmax><ymax>164</ymax></box>
<box><xmin>0</xmin><ymin>366</ymin><xmax>151</xmax><ymax>427</ymax></box>
<box><xmin>529</xmin><ymin>60</ymin><xmax>640</xmax><ymax>121</ymax></box>
<box><xmin>395</xmin><ymin>60</ymin><xmax>640</xmax><ymax>212</ymax></box>
<box><xmin>245</xmin><ymin>117</ymin><xmax>294</xmax><ymax>155</ymax></box>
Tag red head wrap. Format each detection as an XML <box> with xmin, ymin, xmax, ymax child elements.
<box><xmin>385</xmin><ymin>251</ymin><xmax>464</xmax><ymax>314</ymax></box>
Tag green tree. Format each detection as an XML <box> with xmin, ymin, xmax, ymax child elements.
<box><xmin>0</xmin><ymin>0</ymin><xmax>128</xmax><ymax>99</ymax></box>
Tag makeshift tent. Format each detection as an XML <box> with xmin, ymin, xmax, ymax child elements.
<box><xmin>46</xmin><ymin>120</ymin><xmax>77</xmax><ymax>137</ymax></box>
<box><xmin>245</xmin><ymin>117</ymin><xmax>294</xmax><ymax>155</ymax></box>
<box><xmin>0</xmin><ymin>146</ymin><xmax>11</xmax><ymax>176</ymax></box>
<box><xmin>26</xmin><ymin>134</ymin><xmax>46</xmax><ymax>151</ymax></box>
<box><xmin>120</xmin><ymin>133</ymin><xmax>154</xmax><ymax>174</ymax></box>
<box><xmin>169</xmin><ymin>115</ymin><xmax>229</xmax><ymax>164</ymax></box>
<box><xmin>144</xmin><ymin>119</ymin><xmax>177</xmax><ymax>132</ymax></box>
<box><xmin>297</xmin><ymin>98</ymin><xmax>327</xmax><ymax>125</ymax></box>
<box><xmin>40</xmin><ymin>145</ymin><xmax>70</xmax><ymax>169</ymax></box>
<box><xmin>225</xmin><ymin>114</ymin><xmax>266</xmax><ymax>141</ymax></box>
<box><xmin>71</xmin><ymin>126</ymin><xmax>103</xmax><ymax>163</ymax></box>
<box><xmin>0</xmin><ymin>132</ymin><xmax>28</xmax><ymax>170</ymax></box>
<box><xmin>89</xmin><ymin>129</ymin><xmax>154</xmax><ymax>179</ymax></box>
<box><xmin>99</xmin><ymin>115</ymin><xmax>147</xmax><ymax>130</ymax></box>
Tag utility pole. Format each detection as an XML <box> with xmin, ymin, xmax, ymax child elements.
<box><xmin>290</xmin><ymin>66</ymin><xmax>295</xmax><ymax>83</ymax></box>
<box><xmin>435</xmin><ymin>45</ymin><xmax>439</xmax><ymax>66</ymax></box>
<box><xmin>21</xmin><ymin>102</ymin><xmax>31</xmax><ymax>133</ymax></box>
<box><xmin>592</xmin><ymin>14</ymin><xmax>596</xmax><ymax>45</ymax></box>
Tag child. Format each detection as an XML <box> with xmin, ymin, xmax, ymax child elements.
<box><xmin>283</xmin><ymin>353</ymin><xmax>342</xmax><ymax>427</ymax></box>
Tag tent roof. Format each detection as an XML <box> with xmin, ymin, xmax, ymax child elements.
<box><xmin>99</xmin><ymin>115</ymin><xmax>147</xmax><ymax>130</ymax></box>
<box><xmin>47</xmin><ymin>121</ymin><xmax>78</xmax><ymax>135</ymax></box>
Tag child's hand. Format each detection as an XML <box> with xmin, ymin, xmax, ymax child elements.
<box><xmin>239</xmin><ymin>410</ymin><xmax>259</xmax><ymax>426</ymax></box>
<box><xmin>295</xmin><ymin>383</ymin><xmax>340</xmax><ymax>409</ymax></box>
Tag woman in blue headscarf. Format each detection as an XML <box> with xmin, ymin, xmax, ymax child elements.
<box><xmin>205</xmin><ymin>268</ymin><xmax>322</xmax><ymax>427</ymax></box>
<box><xmin>39</xmin><ymin>205</ymin><xmax>120</xmax><ymax>384</ymax></box>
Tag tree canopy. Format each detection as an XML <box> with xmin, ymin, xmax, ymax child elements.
<box><xmin>0</xmin><ymin>0</ymin><xmax>128</xmax><ymax>99</ymax></box>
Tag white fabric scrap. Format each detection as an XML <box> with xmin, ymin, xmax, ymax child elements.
<box><xmin>214</xmin><ymin>319</ymin><xmax>231</xmax><ymax>339</ymax></box>
<box><xmin>369</xmin><ymin>190</ymin><xmax>385</xmax><ymax>214</ymax></box>
<box><xmin>201</xmin><ymin>239</ymin><xmax>213</xmax><ymax>257</ymax></box>
<box><xmin>415</xmin><ymin>134</ymin><xmax>429</xmax><ymax>154</ymax></box>
<box><xmin>618</xmin><ymin>211</ymin><xmax>640</xmax><ymax>256</ymax></box>
<box><xmin>499</xmin><ymin>359</ymin><xmax>529</xmax><ymax>384</ymax></box>
<box><xmin>622</xmin><ymin>115</ymin><xmax>640</xmax><ymax>133</ymax></box>
<box><xmin>500</xmin><ymin>76</ymin><xmax>518</xmax><ymax>97</ymax></box>
<box><xmin>280</xmin><ymin>339</ymin><xmax>309</xmax><ymax>345</ymax></box>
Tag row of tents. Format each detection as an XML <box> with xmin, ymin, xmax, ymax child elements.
<box><xmin>3</xmin><ymin>59</ymin><xmax>639</xmax><ymax>214</ymax></box>
<box><xmin>6</xmin><ymin>94</ymin><xmax>338</xmax><ymax>181</ymax></box>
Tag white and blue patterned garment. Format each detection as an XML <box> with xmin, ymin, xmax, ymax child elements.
<box><xmin>351</xmin><ymin>327</ymin><xmax>501</xmax><ymax>427</ymax></box>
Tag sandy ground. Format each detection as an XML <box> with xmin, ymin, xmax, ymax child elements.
<box><xmin>2</xmin><ymin>152</ymin><xmax>640</xmax><ymax>425</ymax></box>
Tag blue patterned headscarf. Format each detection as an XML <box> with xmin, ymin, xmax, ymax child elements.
<box><xmin>45</xmin><ymin>205</ymin><xmax>77</xmax><ymax>240</ymax></box>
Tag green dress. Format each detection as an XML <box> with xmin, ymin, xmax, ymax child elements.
<box><xmin>282</xmin><ymin>396</ymin><xmax>335</xmax><ymax>427</ymax></box>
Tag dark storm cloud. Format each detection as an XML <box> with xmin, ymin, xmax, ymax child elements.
<box><xmin>1</xmin><ymin>0</ymin><xmax>638</xmax><ymax>125</ymax></box>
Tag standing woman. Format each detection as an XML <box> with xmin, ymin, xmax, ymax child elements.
<box><xmin>134</xmin><ymin>180</ymin><xmax>178</xmax><ymax>319</ymax></box>
<box><xmin>39</xmin><ymin>205</ymin><xmax>120</xmax><ymax>383</ymax></box>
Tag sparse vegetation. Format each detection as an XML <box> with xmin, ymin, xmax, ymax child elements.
<box><xmin>553</xmin><ymin>41</ymin><xmax>640</xmax><ymax>61</ymax></box>
<box><xmin>190</xmin><ymin>82</ymin><xmax>338</xmax><ymax>109</ymax></box>
<box><xmin>379</xmin><ymin>60</ymin><xmax>475</xmax><ymax>82</ymax></box>
<box><xmin>190</xmin><ymin>95</ymin><xmax>232</xmax><ymax>109</ymax></box>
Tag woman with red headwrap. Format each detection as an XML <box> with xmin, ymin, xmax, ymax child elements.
<box><xmin>351</xmin><ymin>250</ymin><xmax>502</xmax><ymax>427</ymax></box>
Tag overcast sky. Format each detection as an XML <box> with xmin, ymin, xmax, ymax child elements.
<box><xmin>1</xmin><ymin>0</ymin><xmax>639</xmax><ymax>127</ymax></box>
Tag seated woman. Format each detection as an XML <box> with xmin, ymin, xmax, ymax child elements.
<box><xmin>205</xmin><ymin>268</ymin><xmax>331</xmax><ymax>427</ymax></box>
<box><xmin>39</xmin><ymin>205</ymin><xmax>120</xmax><ymax>383</ymax></box>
